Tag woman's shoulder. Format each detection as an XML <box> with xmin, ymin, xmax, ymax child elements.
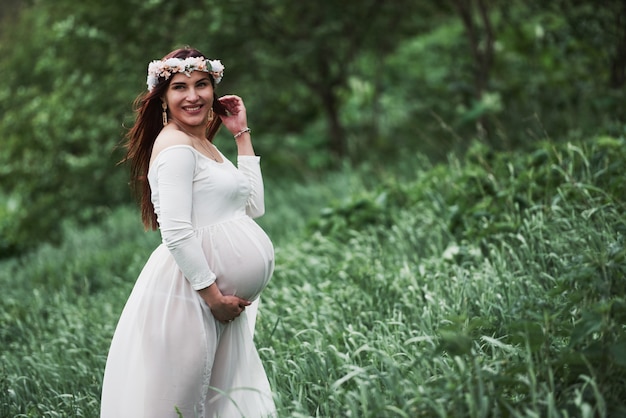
<box><xmin>153</xmin><ymin>126</ymin><xmax>193</xmax><ymax>152</ymax></box>
<box><xmin>149</xmin><ymin>127</ymin><xmax>195</xmax><ymax>168</ymax></box>
<box><xmin>151</xmin><ymin>126</ymin><xmax>195</xmax><ymax>157</ymax></box>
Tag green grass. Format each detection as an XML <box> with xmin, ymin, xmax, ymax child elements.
<box><xmin>1</xmin><ymin>137</ymin><xmax>625</xmax><ymax>417</ymax></box>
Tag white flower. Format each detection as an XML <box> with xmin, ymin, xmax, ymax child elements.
<box><xmin>164</xmin><ymin>58</ymin><xmax>181</xmax><ymax>68</ymax></box>
<box><xmin>146</xmin><ymin>56</ymin><xmax>225</xmax><ymax>91</ymax></box>
<box><xmin>208</xmin><ymin>59</ymin><xmax>225</xmax><ymax>84</ymax></box>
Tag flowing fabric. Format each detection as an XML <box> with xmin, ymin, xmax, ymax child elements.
<box><xmin>101</xmin><ymin>146</ymin><xmax>276</xmax><ymax>418</ymax></box>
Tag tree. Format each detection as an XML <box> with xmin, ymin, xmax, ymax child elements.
<box><xmin>450</xmin><ymin>0</ymin><xmax>495</xmax><ymax>102</ymax></box>
<box><xmin>237</xmin><ymin>0</ymin><xmax>433</xmax><ymax>160</ymax></box>
<box><xmin>553</xmin><ymin>0</ymin><xmax>626</xmax><ymax>89</ymax></box>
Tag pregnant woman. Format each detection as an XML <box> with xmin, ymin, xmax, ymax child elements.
<box><xmin>100</xmin><ymin>46</ymin><xmax>276</xmax><ymax>418</ymax></box>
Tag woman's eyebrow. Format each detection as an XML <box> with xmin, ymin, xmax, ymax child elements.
<box><xmin>170</xmin><ymin>75</ymin><xmax>212</xmax><ymax>88</ymax></box>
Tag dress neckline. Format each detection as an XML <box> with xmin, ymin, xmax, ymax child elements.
<box><xmin>148</xmin><ymin>145</ymin><xmax>229</xmax><ymax>176</ymax></box>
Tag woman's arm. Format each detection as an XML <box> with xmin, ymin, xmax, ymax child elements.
<box><xmin>153</xmin><ymin>146</ymin><xmax>216</xmax><ymax>289</ymax></box>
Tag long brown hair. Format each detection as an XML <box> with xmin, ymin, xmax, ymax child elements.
<box><xmin>123</xmin><ymin>47</ymin><xmax>227</xmax><ymax>230</ymax></box>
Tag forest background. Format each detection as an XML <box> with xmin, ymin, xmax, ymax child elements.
<box><xmin>1</xmin><ymin>0</ymin><xmax>625</xmax><ymax>417</ymax></box>
<box><xmin>0</xmin><ymin>0</ymin><xmax>624</xmax><ymax>255</ymax></box>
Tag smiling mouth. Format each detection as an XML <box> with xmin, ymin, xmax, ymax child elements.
<box><xmin>184</xmin><ymin>105</ymin><xmax>202</xmax><ymax>112</ymax></box>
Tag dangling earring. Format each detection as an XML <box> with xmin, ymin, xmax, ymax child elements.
<box><xmin>208</xmin><ymin>108</ymin><xmax>214</xmax><ymax>122</ymax></box>
<box><xmin>162</xmin><ymin>102</ymin><xmax>168</xmax><ymax>126</ymax></box>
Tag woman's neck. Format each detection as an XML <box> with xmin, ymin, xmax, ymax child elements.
<box><xmin>170</xmin><ymin>119</ymin><xmax>206</xmax><ymax>140</ymax></box>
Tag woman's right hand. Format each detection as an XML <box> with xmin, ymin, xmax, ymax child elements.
<box><xmin>198</xmin><ymin>284</ymin><xmax>251</xmax><ymax>323</ymax></box>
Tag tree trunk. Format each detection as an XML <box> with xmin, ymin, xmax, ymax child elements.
<box><xmin>320</xmin><ymin>87</ymin><xmax>347</xmax><ymax>159</ymax></box>
<box><xmin>452</xmin><ymin>0</ymin><xmax>495</xmax><ymax>100</ymax></box>
<box><xmin>0</xmin><ymin>0</ymin><xmax>24</xmax><ymax>24</ymax></box>
<box><xmin>451</xmin><ymin>0</ymin><xmax>496</xmax><ymax>141</ymax></box>
<box><xmin>609</xmin><ymin>0</ymin><xmax>626</xmax><ymax>88</ymax></box>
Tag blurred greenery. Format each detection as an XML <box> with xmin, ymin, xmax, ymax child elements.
<box><xmin>0</xmin><ymin>0</ymin><xmax>624</xmax><ymax>256</ymax></box>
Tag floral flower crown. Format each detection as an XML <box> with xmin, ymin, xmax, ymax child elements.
<box><xmin>146</xmin><ymin>56</ymin><xmax>225</xmax><ymax>91</ymax></box>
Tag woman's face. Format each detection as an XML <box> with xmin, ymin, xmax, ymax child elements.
<box><xmin>163</xmin><ymin>71</ymin><xmax>214</xmax><ymax>129</ymax></box>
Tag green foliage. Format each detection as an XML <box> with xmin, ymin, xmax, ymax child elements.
<box><xmin>4</xmin><ymin>137</ymin><xmax>625</xmax><ymax>416</ymax></box>
<box><xmin>368</xmin><ymin>2</ymin><xmax>626</xmax><ymax>159</ymax></box>
<box><xmin>1</xmin><ymin>0</ymin><xmax>625</xmax><ymax>256</ymax></box>
<box><xmin>0</xmin><ymin>207</ymin><xmax>158</xmax><ymax>416</ymax></box>
<box><xmin>0</xmin><ymin>1</ymin><xmax>625</xmax><ymax>410</ymax></box>
<box><xmin>445</xmin><ymin>137</ymin><xmax>626</xmax><ymax>243</ymax></box>
<box><xmin>279</xmin><ymin>137</ymin><xmax>626</xmax><ymax>416</ymax></box>
<box><xmin>308</xmin><ymin>137</ymin><xmax>625</xmax><ymax>249</ymax></box>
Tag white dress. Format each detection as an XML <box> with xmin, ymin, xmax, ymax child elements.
<box><xmin>101</xmin><ymin>145</ymin><xmax>276</xmax><ymax>418</ymax></box>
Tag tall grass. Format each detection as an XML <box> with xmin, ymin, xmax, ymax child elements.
<box><xmin>1</xmin><ymin>137</ymin><xmax>625</xmax><ymax>417</ymax></box>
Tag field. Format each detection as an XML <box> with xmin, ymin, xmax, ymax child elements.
<box><xmin>1</xmin><ymin>138</ymin><xmax>625</xmax><ymax>417</ymax></box>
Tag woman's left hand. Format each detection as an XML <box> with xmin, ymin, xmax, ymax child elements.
<box><xmin>218</xmin><ymin>95</ymin><xmax>248</xmax><ymax>135</ymax></box>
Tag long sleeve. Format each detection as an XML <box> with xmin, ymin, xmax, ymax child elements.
<box><xmin>152</xmin><ymin>147</ymin><xmax>216</xmax><ymax>290</ymax></box>
<box><xmin>237</xmin><ymin>155</ymin><xmax>265</xmax><ymax>219</ymax></box>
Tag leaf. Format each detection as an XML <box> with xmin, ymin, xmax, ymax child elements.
<box><xmin>569</xmin><ymin>310</ymin><xmax>604</xmax><ymax>347</ymax></box>
<box><xmin>609</xmin><ymin>340</ymin><xmax>626</xmax><ymax>368</ymax></box>
<box><xmin>437</xmin><ymin>330</ymin><xmax>473</xmax><ymax>356</ymax></box>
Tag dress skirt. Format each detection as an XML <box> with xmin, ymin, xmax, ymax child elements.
<box><xmin>101</xmin><ymin>218</ymin><xmax>276</xmax><ymax>418</ymax></box>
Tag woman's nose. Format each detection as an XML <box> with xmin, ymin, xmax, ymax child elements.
<box><xmin>187</xmin><ymin>88</ymin><xmax>199</xmax><ymax>101</ymax></box>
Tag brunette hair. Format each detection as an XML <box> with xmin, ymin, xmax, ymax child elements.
<box><xmin>123</xmin><ymin>46</ymin><xmax>227</xmax><ymax>230</ymax></box>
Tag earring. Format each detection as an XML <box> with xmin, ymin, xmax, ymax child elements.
<box><xmin>162</xmin><ymin>102</ymin><xmax>168</xmax><ymax>126</ymax></box>
<box><xmin>208</xmin><ymin>108</ymin><xmax>214</xmax><ymax>122</ymax></box>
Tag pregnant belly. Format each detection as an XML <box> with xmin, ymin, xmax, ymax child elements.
<box><xmin>201</xmin><ymin>217</ymin><xmax>274</xmax><ymax>301</ymax></box>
